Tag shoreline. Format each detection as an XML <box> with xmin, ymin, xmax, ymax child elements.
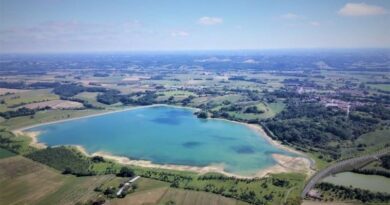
<box><xmin>211</xmin><ymin>118</ymin><xmax>316</xmax><ymax>172</ymax></box>
<box><xmin>14</xmin><ymin>104</ymin><xmax>313</xmax><ymax>178</ymax></box>
<box><xmin>90</xmin><ymin>151</ymin><xmax>311</xmax><ymax>179</ymax></box>
<box><xmin>212</xmin><ymin>118</ymin><xmax>303</xmax><ymax>156</ymax></box>
<box><xmin>14</xmin><ymin>104</ymin><xmax>199</xmax><ymax>132</ymax></box>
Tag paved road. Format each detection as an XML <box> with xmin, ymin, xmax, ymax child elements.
<box><xmin>301</xmin><ymin>147</ymin><xmax>390</xmax><ymax>198</ymax></box>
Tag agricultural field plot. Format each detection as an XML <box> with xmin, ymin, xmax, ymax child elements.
<box><xmin>110</xmin><ymin>187</ymin><xmax>169</xmax><ymax>205</ymax></box>
<box><xmin>358</xmin><ymin>160</ymin><xmax>389</xmax><ymax>173</ymax></box>
<box><xmin>301</xmin><ymin>201</ymin><xmax>362</xmax><ymax>205</ymax></box>
<box><xmin>0</xmin><ymin>89</ymin><xmax>59</xmax><ymax>108</ymax></box>
<box><xmin>37</xmin><ymin>174</ymin><xmax>113</xmax><ymax>205</ymax></box>
<box><xmin>0</xmin><ymin>155</ymin><xmax>115</xmax><ymax>205</ymax></box>
<box><xmin>368</xmin><ymin>84</ymin><xmax>390</xmax><ymax>92</ymax></box>
<box><xmin>0</xmin><ymin>147</ymin><xmax>15</xmax><ymax>159</ymax></box>
<box><xmin>122</xmin><ymin>75</ymin><xmax>150</xmax><ymax>81</ymax></box>
<box><xmin>218</xmin><ymin>101</ymin><xmax>285</xmax><ymax>121</ymax></box>
<box><xmin>78</xmin><ymin>76</ymin><xmax>125</xmax><ymax>87</ymax></box>
<box><xmin>321</xmin><ymin>172</ymin><xmax>390</xmax><ymax>194</ymax></box>
<box><xmin>74</xmin><ymin>91</ymin><xmax>107</xmax><ymax>107</ymax></box>
<box><xmin>0</xmin><ymin>104</ymin><xmax>7</xmax><ymax>112</ymax></box>
<box><xmin>355</xmin><ymin>127</ymin><xmax>390</xmax><ymax>153</ymax></box>
<box><xmin>110</xmin><ymin>178</ymin><xmax>249</xmax><ymax>205</ymax></box>
<box><xmin>0</xmin><ymin>156</ymin><xmax>66</xmax><ymax>205</ymax></box>
<box><xmin>0</xmin><ymin>88</ymin><xmax>29</xmax><ymax>95</ymax></box>
<box><xmin>159</xmin><ymin>188</ymin><xmax>250</xmax><ymax>205</ymax></box>
<box><xmin>21</xmin><ymin>99</ymin><xmax>83</xmax><ymax>110</ymax></box>
<box><xmin>210</xmin><ymin>94</ymin><xmax>245</xmax><ymax>104</ymax></box>
<box><xmin>156</xmin><ymin>90</ymin><xmax>198</xmax><ymax>102</ymax></box>
<box><xmin>0</xmin><ymin>109</ymin><xmax>104</xmax><ymax>130</ymax></box>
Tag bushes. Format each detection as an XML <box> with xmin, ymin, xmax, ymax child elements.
<box><xmin>0</xmin><ymin>107</ymin><xmax>35</xmax><ymax>119</ymax></box>
<box><xmin>244</xmin><ymin>106</ymin><xmax>264</xmax><ymax>114</ymax></box>
<box><xmin>317</xmin><ymin>182</ymin><xmax>390</xmax><ymax>203</ymax></box>
<box><xmin>26</xmin><ymin>146</ymin><xmax>92</xmax><ymax>175</ymax></box>
<box><xmin>53</xmin><ymin>84</ymin><xmax>85</xmax><ymax>97</ymax></box>
<box><xmin>53</xmin><ymin>83</ymin><xmax>109</xmax><ymax>98</ymax></box>
<box><xmin>97</xmin><ymin>90</ymin><xmax>121</xmax><ymax>105</ymax></box>
<box><xmin>117</xmin><ymin>167</ymin><xmax>135</xmax><ymax>177</ymax></box>
<box><xmin>381</xmin><ymin>155</ymin><xmax>390</xmax><ymax>169</ymax></box>
<box><xmin>195</xmin><ymin>111</ymin><xmax>208</xmax><ymax>119</ymax></box>
<box><xmin>352</xmin><ymin>168</ymin><xmax>390</xmax><ymax>178</ymax></box>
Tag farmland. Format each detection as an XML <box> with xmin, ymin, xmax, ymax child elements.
<box><xmin>0</xmin><ymin>51</ymin><xmax>389</xmax><ymax>204</ymax></box>
<box><xmin>0</xmin><ymin>156</ymin><xmax>105</xmax><ymax>205</ymax></box>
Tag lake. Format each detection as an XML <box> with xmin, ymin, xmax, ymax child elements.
<box><xmin>27</xmin><ymin>105</ymin><xmax>291</xmax><ymax>175</ymax></box>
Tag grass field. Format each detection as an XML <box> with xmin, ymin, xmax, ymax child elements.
<box><xmin>0</xmin><ymin>147</ymin><xmax>16</xmax><ymax>159</ymax></box>
<box><xmin>0</xmin><ymin>154</ymin><xmax>253</xmax><ymax>205</ymax></box>
<box><xmin>110</xmin><ymin>178</ymin><xmax>249</xmax><ymax>205</ymax></box>
<box><xmin>0</xmin><ymin>109</ymin><xmax>104</xmax><ymax>130</ymax></box>
<box><xmin>74</xmin><ymin>91</ymin><xmax>108</xmax><ymax>108</ymax></box>
<box><xmin>0</xmin><ymin>155</ymin><xmax>114</xmax><ymax>205</ymax></box>
<box><xmin>368</xmin><ymin>84</ymin><xmax>390</xmax><ymax>92</ymax></box>
<box><xmin>159</xmin><ymin>188</ymin><xmax>250</xmax><ymax>205</ymax></box>
<box><xmin>0</xmin><ymin>104</ymin><xmax>7</xmax><ymax>112</ymax></box>
<box><xmin>0</xmin><ymin>156</ymin><xmax>67</xmax><ymax>205</ymax></box>
<box><xmin>356</xmin><ymin>127</ymin><xmax>390</xmax><ymax>152</ymax></box>
<box><xmin>36</xmin><ymin>174</ymin><xmax>113</xmax><ymax>205</ymax></box>
<box><xmin>224</xmin><ymin>101</ymin><xmax>285</xmax><ymax>121</ymax></box>
<box><xmin>1</xmin><ymin>89</ymin><xmax>59</xmax><ymax>108</ymax></box>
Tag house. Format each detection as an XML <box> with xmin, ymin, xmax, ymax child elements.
<box><xmin>116</xmin><ymin>176</ymin><xmax>141</xmax><ymax>196</ymax></box>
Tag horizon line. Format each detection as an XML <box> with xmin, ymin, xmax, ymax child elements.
<box><xmin>1</xmin><ymin>47</ymin><xmax>390</xmax><ymax>55</ymax></box>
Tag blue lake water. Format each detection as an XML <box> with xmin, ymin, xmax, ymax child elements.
<box><xmin>28</xmin><ymin>105</ymin><xmax>291</xmax><ymax>175</ymax></box>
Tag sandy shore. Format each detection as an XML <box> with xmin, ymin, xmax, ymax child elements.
<box><xmin>89</xmin><ymin>150</ymin><xmax>312</xmax><ymax>179</ymax></box>
<box><xmin>14</xmin><ymin>104</ymin><xmax>313</xmax><ymax>179</ymax></box>
<box><xmin>212</xmin><ymin>118</ymin><xmax>316</xmax><ymax>171</ymax></box>
<box><xmin>13</xmin><ymin>130</ymin><xmax>45</xmax><ymax>149</ymax></box>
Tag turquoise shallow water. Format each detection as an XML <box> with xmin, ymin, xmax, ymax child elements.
<box><xmin>28</xmin><ymin>106</ymin><xmax>291</xmax><ymax>175</ymax></box>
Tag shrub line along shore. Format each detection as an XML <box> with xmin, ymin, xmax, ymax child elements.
<box><xmin>12</xmin><ymin>104</ymin><xmax>313</xmax><ymax>179</ymax></box>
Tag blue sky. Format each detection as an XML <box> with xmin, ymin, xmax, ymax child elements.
<box><xmin>0</xmin><ymin>0</ymin><xmax>389</xmax><ymax>53</ymax></box>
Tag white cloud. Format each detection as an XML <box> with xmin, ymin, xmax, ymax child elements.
<box><xmin>242</xmin><ymin>59</ymin><xmax>259</xmax><ymax>64</ymax></box>
<box><xmin>338</xmin><ymin>3</ymin><xmax>387</xmax><ymax>16</ymax></box>
<box><xmin>309</xmin><ymin>21</ymin><xmax>320</xmax><ymax>27</ymax></box>
<box><xmin>0</xmin><ymin>20</ymin><xmax>156</xmax><ymax>52</ymax></box>
<box><xmin>195</xmin><ymin>57</ymin><xmax>231</xmax><ymax>62</ymax></box>
<box><xmin>171</xmin><ymin>31</ymin><xmax>189</xmax><ymax>37</ymax></box>
<box><xmin>197</xmin><ymin>16</ymin><xmax>223</xmax><ymax>25</ymax></box>
<box><xmin>280</xmin><ymin>13</ymin><xmax>301</xmax><ymax>20</ymax></box>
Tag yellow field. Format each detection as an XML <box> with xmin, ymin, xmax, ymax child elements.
<box><xmin>22</xmin><ymin>99</ymin><xmax>83</xmax><ymax>109</ymax></box>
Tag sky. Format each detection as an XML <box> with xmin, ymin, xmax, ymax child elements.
<box><xmin>0</xmin><ymin>0</ymin><xmax>389</xmax><ymax>53</ymax></box>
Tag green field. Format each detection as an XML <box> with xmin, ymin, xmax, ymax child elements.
<box><xmin>0</xmin><ymin>156</ymin><xmax>107</xmax><ymax>205</ymax></box>
<box><xmin>368</xmin><ymin>84</ymin><xmax>390</xmax><ymax>92</ymax></box>
<box><xmin>0</xmin><ymin>155</ymin><xmax>254</xmax><ymax>205</ymax></box>
<box><xmin>0</xmin><ymin>147</ymin><xmax>15</xmax><ymax>159</ymax></box>
<box><xmin>109</xmin><ymin>178</ymin><xmax>250</xmax><ymax>205</ymax></box>
<box><xmin>73</xmin><ymin>91</ymin><xmax>107</xmax><ymax>108</ymax></box>
<box><xmin>1</xmin><ymin>89</ymin><xmax>59</xmax><ymax>108</ymax></box>
<box><xmin>356</xmin><ymin>127</ymin><xmax>390</xmax><ymax>152</ymax></box>
<box><xmin>0</xmin><ymin>109</ymin><xmax>105</xmax><ymax>130</ymax></box>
